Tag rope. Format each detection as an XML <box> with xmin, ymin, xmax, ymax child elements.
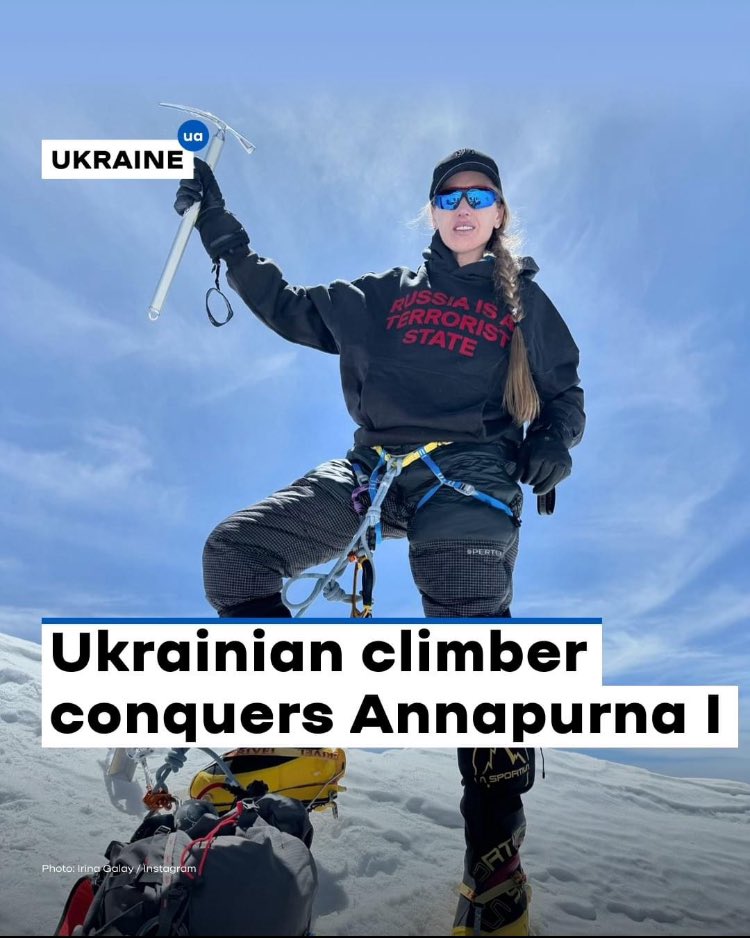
<box><xmin>281</xmin><ymin>456</ymin><xmax>404</xmax><ymax>617</ymax></box>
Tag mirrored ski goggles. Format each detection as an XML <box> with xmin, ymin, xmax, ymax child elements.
<box><xmin>432</xmin><ymin>187</ymin><xmax>501</xmax><ymax>211</ymax></box>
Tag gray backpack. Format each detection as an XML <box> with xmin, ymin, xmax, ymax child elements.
<box><xmin>62</xmin><ymin>796</ymin><xmax>317</xmax><ymax>936</ymax></box>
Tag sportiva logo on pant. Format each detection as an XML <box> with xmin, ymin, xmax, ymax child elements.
<box><xmin>41</xmin><ymin>141</ymin><xmax>193</xmax><ymax>179</ymax></box>
<box><xmin>472</xmin><ymin>748</ymin><xmax>531</xmax><ymax>786</ymax></box>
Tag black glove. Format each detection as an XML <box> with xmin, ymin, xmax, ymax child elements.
<box><xmin>174</xmin><ymin>158</ymin><xmax>249</xmax><ymax>263</ymax></box>
<box><xmin>516</xmin><ymin>429</ymin><xmax>572</xmax><ymax>495</ymax></box>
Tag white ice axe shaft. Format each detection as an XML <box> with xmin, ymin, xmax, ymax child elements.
<box><xmin>147</xmin><ymin>131</ymin><xmax>226</xmax><ymax>321</ymax></box>
<box><xmin>147</xmin><ymin>103</ymin><xmax>255</xmax><ymax>321</ymax></box>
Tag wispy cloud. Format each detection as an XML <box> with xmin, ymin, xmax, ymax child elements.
<box><xmin>1</xmin><ymin>421</ymin><xmax>147</xmax><ymax>500</ymax></box>
<box><xmin>0</xmin><ymin>556</ymin><xmax>23</xmax><ymax>572</ymax></box>
<box><xmin>0</xmin><ymin>418</ymin><xmax>187</xmax><ymax>526</ymax></box>
<box><xmin>0</xmin><ymin>606</ymin><xmax>45</xmax><ymax>642</ymax></box>
<box><xmin>0</xmin><ymin>253</ymin><xmax>287</xmax><ymax>374</ymax></box>
<box><xmin>194</xmin><ymin>350</ymin><xmax>298</xmax><ymax>404</ymax></box>
<box><xmin>0</xmin><ymin>587</ymin><xmax>152</xmax><ymax>641</ymax></box>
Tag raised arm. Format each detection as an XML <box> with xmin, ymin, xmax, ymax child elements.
<box><xmin>174</xmin><ymin>159</ymin><xmax>340</xmax><ymax>353</ymax></box>
<box><xmin>223</xmin><ymin>251</ymin><xmax>341</xmax><ymax>353</ymax></box>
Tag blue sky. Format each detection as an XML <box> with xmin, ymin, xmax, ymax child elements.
<box><xmin>1</xmin><ymin>1</ymin><xmax>749</xmax><ymax>780</ymax></box>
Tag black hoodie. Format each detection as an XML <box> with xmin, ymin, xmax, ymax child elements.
<box><xmin>225</xmin><ymin>232</ymin><xmax>585</xmax><ymax>450</ymax></box>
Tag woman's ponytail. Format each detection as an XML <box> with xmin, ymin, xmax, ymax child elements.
<box><xmin>491</xmin><ymin>226</ymin><xmax>540</xmax><ymax>426</ymax></box>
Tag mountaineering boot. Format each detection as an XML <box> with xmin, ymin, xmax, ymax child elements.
<box><xmin>452</xmin><ymin>852</ymin><xmax>531</xmax><ymax>936</ymax></box>
<box><xmin>219</xmin><ymin>592</ymin><xmax>292</xmax><ymax>617</ymax></box>
<box><xmin>453</xmin><ymin>769</ymin><xmax>534</xmax><ymax>938</ymax></box>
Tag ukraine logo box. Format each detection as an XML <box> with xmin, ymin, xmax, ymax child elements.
<box><xmin>41</xmin><ymin>140</ymin><xmax>192</xmax><ymax>179</ymax></box>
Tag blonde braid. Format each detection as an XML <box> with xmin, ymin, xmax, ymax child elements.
<box><xmin>492</xmin><ymin>234</ymin><xmax>540</xmax><ymax>425</ymax></box>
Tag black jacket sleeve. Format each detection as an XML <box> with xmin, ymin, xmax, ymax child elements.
<box><xmin>521</xmin><ymin>280</ymin><xmax>586</xmax><ymax>449</ymax></box>
<box><xmin>224</xmin><ymin>250</ymin><xmax>363</xmax><ymax>355</ymax></box>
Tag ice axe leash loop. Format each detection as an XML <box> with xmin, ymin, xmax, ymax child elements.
<box><xmin>205</xmin><ymin>260</ymin><xmax>235</xmax><ymax>326</ymax></box>
<box><xmin>147</xmin><ymin>103</ymin><xmax>255</xmax><ymax>322</ymax></box>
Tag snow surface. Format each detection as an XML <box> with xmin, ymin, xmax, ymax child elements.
<box><xmin>0</xmin><ymin>630</ymin><xmax>748</xmax><ymax>936</ymax></box>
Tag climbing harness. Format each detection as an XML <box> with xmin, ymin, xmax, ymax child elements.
<box><xmin>409</xmin><ymin>447</ymin><xmax>518</xmax><ymax>520</ymax></box>
<box><xmin>281</xmin><ymin>442</ymin><xmax>520</xmax><ymax>619</ymax></box>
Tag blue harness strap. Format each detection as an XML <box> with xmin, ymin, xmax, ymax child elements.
<box><xmin>360</xmin><ymin>444</ymin><xmax>519</xmax><ymax>547</ymax></box>
<box><xmin>368</xmin><ymin>452</ymin><xmax>387</xmax><ymax>544</ymax></box>
<box><xmin>415</xmin><ymin>449</ymin><xmax>518</xmax><ymax>523</ymax></box>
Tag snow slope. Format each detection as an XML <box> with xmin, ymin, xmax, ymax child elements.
<box><xmin>0</xmin><ymin>631</ymin><xmax>748</xmax><ymax>936</ymax></box>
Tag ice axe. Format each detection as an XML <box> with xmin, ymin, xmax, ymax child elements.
<box><xmin>147</xmin><ymin>103</ymin><xmax>255</xmax><ymax>321</ymax></box>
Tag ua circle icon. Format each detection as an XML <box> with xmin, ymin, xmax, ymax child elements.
<box><xmin>177</xmin><ymin>119</ymin><xmax>209</xmax><ymax>152</ymax></box>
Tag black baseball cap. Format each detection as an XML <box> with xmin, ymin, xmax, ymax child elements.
<box><xmin>430</xmin><ymin>148</ymin><xmax>503</xmax><ymax>200</ymax></box>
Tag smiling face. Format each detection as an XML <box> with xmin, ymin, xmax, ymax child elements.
<box><xmin>430</xmin><ymin>170</ymin><xmax>505</xmax><ymax>266</ymax></box>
